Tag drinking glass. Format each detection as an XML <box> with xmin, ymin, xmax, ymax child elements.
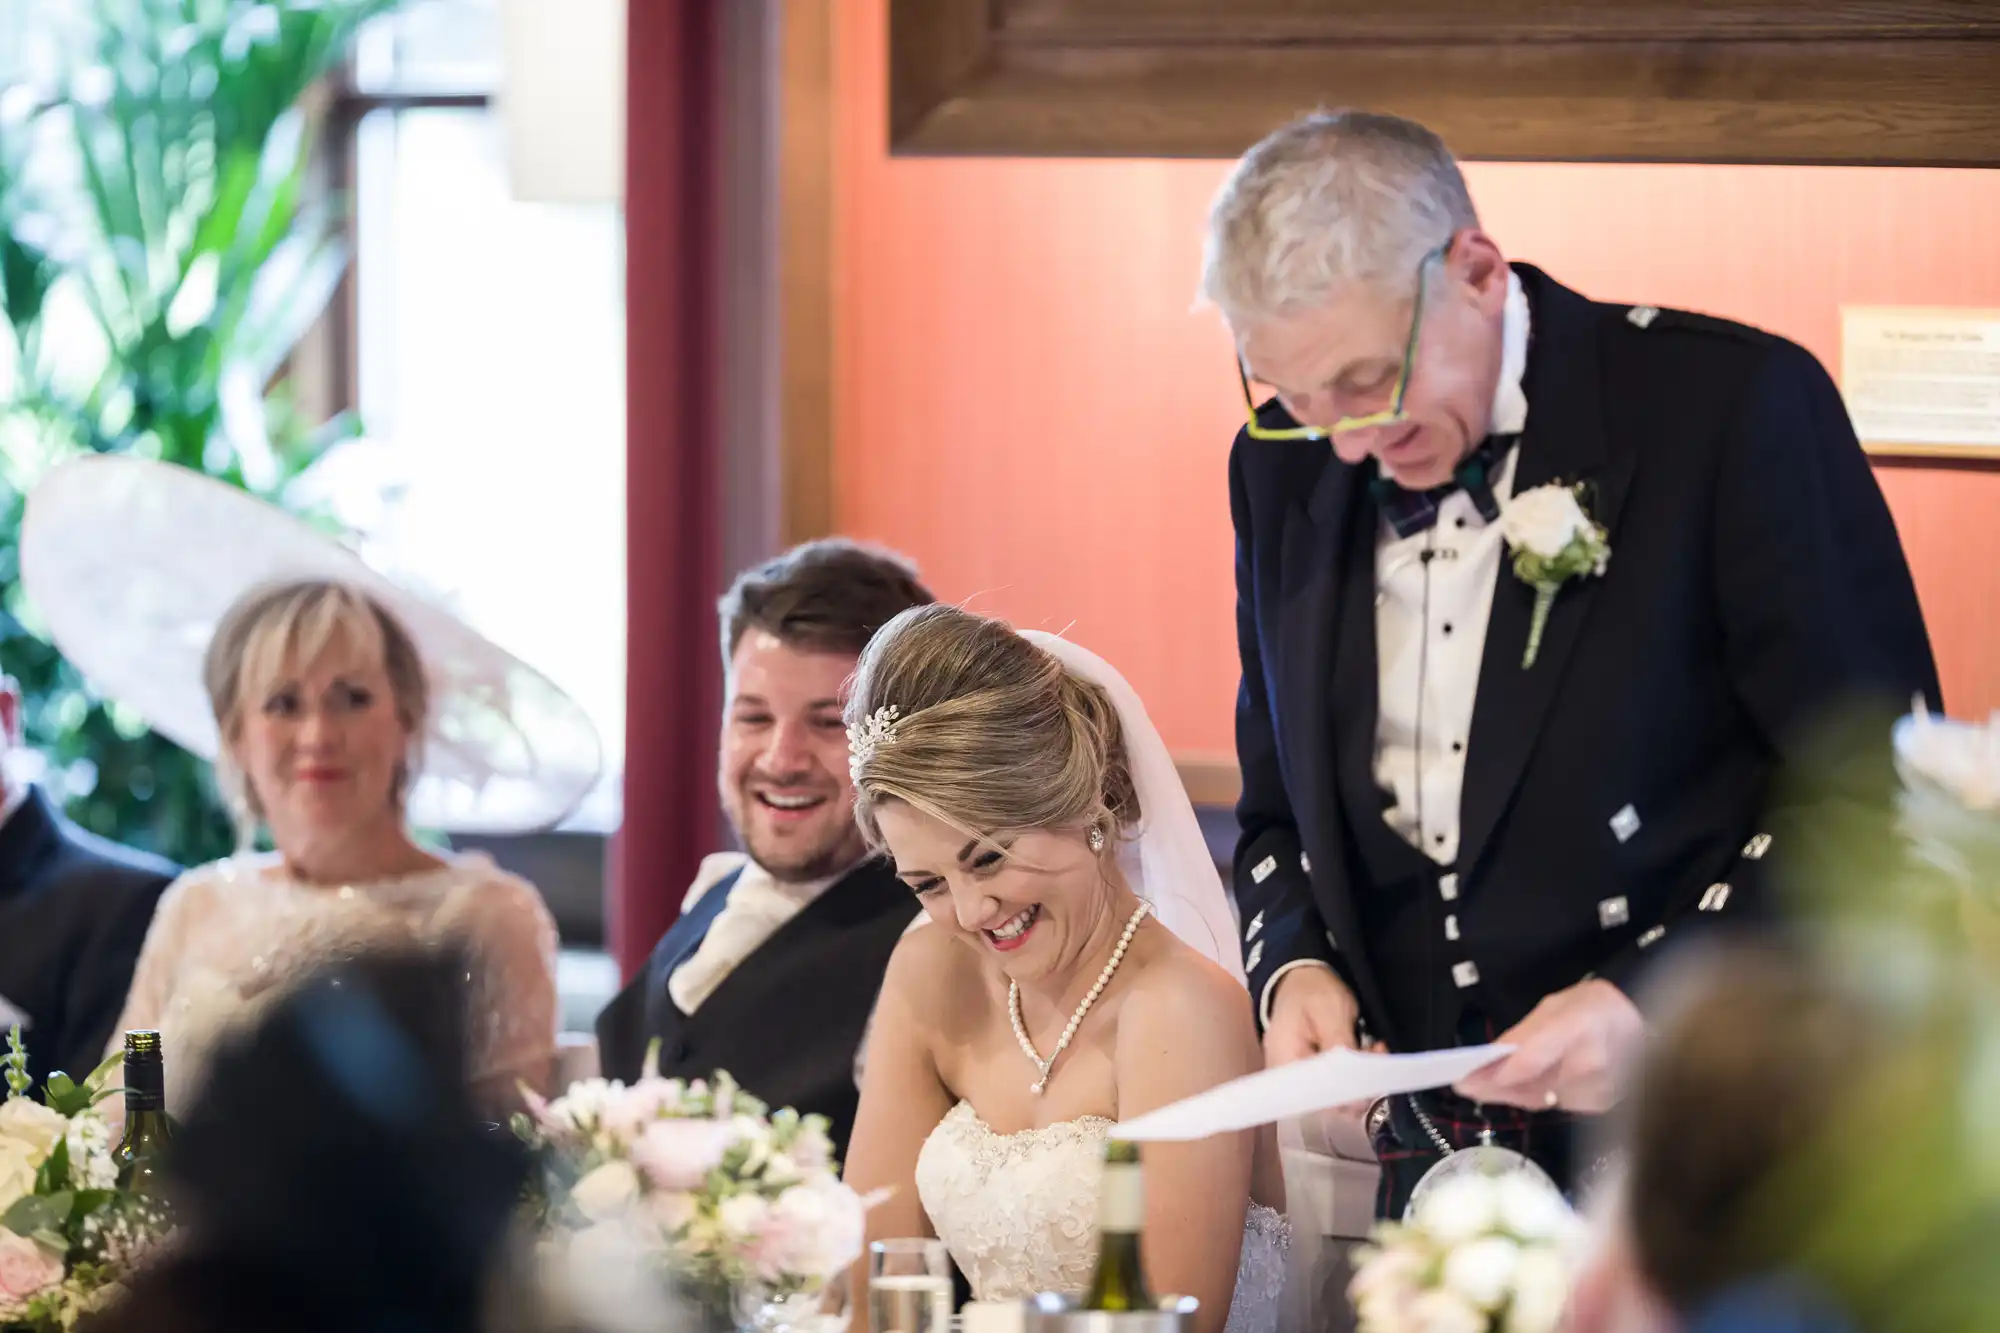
<box><xmin>867</xmin><ymin>1238</ymin><xmax>953</xmax><ymax>1333</ymax></box>
<box><xmin>743</xmin><ymin>1277</ymin><xmax>852</xmax><ymax>1333</ymax></box>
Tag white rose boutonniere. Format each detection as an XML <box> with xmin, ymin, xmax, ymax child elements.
<box><xmin>1499</xmin><ymin>483</ymin><xmax>1611</xmax><ymax>668</ymax></box>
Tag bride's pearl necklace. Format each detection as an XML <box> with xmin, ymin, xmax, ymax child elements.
<box><xmin>1009</xmin><ymin>900</ymin><xmax>1151</xmax><ymax>1096</ymax></box>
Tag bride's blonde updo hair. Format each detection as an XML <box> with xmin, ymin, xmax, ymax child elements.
<box><xmin>845</xmin><ymin>604</ymin><xmax>1139</xmax><ymax>851</ymax></box>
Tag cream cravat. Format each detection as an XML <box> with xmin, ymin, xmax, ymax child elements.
<box><xmin>667</xmin><ymin>859</ymin><xmax>843</xmax><ymax>1016</ymax></box>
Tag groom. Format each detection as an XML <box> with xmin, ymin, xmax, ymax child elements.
<box><xmin>1210</xmin><ymin>111</ymin><xmax>1939</xmax><ymax>1216</ymax></box>
<box><xmin>596</xmin><ymin>540</ymin><xmax>932</xmax><ymax>1157</ymax></box>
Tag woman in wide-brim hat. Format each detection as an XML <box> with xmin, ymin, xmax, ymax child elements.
<box><xmin>22</xmin><ymin>456</ymin><xmax>603</xmax><ymax>1115</ymax></box>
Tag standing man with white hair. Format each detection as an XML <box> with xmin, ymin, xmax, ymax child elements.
<box><xmin>1213</xmin><ymin>110</ymin><xmax>1938</xmax><ymax>1216</ymax></box>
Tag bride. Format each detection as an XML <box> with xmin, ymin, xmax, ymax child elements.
<box><xmin>842</xmin><ymin>605</ymin><xmax>1289</xmax><ymax>1333</ymax></box>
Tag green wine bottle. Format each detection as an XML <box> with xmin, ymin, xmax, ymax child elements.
<box><xmin>113</xmin><ymin>1030</ymin><xmax>174</xmax><ymax>1194</ymax></box>
<box><xmin>1081</xmin><ymin>1139</ymin><xmax>1154</xmax><ymax>1310</ymax></box>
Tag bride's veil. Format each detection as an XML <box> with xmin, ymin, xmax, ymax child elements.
<box><xmin>1019</xmin><ymin>630</ymin><xmax>1245</xmax><ymax>986</ymax></box>
<box><xmin>1022</xmin><ymin>630</ymin><xmax>1338</xmax><ymax>1330</ymax></box>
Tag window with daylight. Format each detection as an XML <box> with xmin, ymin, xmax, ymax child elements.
<box><xmin>320</xmin><ymin>0</ymin><xmax>628</xmax><ymax>831</ymax></box>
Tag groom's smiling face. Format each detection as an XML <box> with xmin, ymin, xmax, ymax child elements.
<box><xmin>719</xmin><ymin>631</ymin><xmax>867</xmax><ymax>883</ymax></box>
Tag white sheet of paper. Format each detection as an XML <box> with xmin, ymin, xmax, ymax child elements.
<box><xmin>0</xmin><ymin>994</ymin><xmax>31</xmax><ymax>1032</ymax></box>
<box><xmin>1114</xmin><ymin>1044</ymin><xmax>1512</xmax><ymax>1142</ymax></box>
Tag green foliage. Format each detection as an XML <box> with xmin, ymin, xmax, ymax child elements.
<box><xmin>1</xmin><ymin>1026</ymin><xmax>27</xmax><ymax>1098</ymax></box>
<box><xmin>39</xmin><ymin>1068</ymin><xmax>98</xmax><ymax>1120</ymax></box>
<box><xmin>0</xmin><ymin>0</ymin><xmax>397</xmax><ymax>865</ymax></box>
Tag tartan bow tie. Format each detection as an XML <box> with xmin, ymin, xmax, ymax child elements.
<box><xmin>1369</xmin><ymin>434</ymin><xmax>1520</xmax><ymax>539</ymax></box>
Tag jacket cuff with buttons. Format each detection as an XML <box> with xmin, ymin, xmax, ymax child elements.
<box><xmin>1235</xmin><ymin>825</ymin><xmax>1356</xmax><ymax>1035</ymax></box>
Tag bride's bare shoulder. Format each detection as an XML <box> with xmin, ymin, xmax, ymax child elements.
<box><xmin>881</xmin><ymin>917</ymin><xmax>989</xmax><ymax>1014</ymax></box>
<box><xmin>1122</xmin><ymin>939</ymin><xmax>1259</xmax><ymax>1045</ymax></box>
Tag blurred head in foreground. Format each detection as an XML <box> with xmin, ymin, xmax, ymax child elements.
<box><xmin>82</xmin><ymin>946</ymin><xmax>712</xmax><ymax>1333</ymax></box>
<box><xmin>83</xmin><ymin>948</ymin><xmax>528</xmax><ymax>1333</ymax></box>
<box><xmin>1570</xmin><ymin>942</ymin><xmax>1868</xmax><ymax>1332</ymax></box>
<box><xmin>1570</xmin><ymin>932</ymin><xmax>2000</xmax><ymax>1333</ymax></box>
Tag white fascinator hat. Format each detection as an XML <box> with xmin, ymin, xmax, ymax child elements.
<box><xmin>19</xmin><ymin>455</ymin><xmax>603</xmax><ymax>834</ymax></box>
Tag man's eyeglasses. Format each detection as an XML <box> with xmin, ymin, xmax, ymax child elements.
<box><xmin>1236</xmin><ymin>242</ymin><xmax>1447</xmax><ymax>442</ymax></box>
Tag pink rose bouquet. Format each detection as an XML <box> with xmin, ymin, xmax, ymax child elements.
<box><xmin>513</xmin><ymin>1054</ymin><xmax>869</xmax><ymax>1318</ymax></box>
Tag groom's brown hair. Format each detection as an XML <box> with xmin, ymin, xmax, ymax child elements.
<box><xmin>717</xmin><ymin>538</ymin><xmax>934</xmax><ymax>665</ymax></box>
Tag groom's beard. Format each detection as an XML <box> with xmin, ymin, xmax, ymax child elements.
<box><xmin>747</xmin><ymin>823</ymin><xmax>866</xmax><ymax>883</ymax></box>
<box><xmin>724</xmin><ymin>777</ymin><xmax>867</xmax><ymax>884</ymax></box>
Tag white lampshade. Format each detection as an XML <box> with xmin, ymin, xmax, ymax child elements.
<box><xmin>498</xmin><ymin>0</ymin><xmax>626</xmax><ymax>203</ymax></box>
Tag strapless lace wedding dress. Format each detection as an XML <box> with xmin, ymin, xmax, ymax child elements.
<box><xmin>915</xmin><ymin>1102</ymin><xmax>1290</xmax><ymax>1333</ymax></box>
<box><xmin>108</xmin><ymin>852</ymin><xmax>560</xmax><ymax>1113</ymax></box>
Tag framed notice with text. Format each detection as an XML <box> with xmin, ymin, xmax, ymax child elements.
<box><xmin>1841</xmin><ymin>306</ymin><xmax>2000</xmax><ymax>461</ymax></box>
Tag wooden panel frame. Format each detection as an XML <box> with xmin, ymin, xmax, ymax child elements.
<box><xmin>1866</xmin><ymin>444</ymin><xmax>2000</xmax><ymax>462</ymax></box>
<box><xmin>994</xmin><ymin>0</ymin><xmax>1999</xmax><ymax>43</ymax></box>
<box><xmin>889</xmin><ymin>0</ymin><xmax>2000</xmax><ymax>164</ymax></box>
<box><xmin>1175</xmin><ymin>753</ymin><xmax>1243</xmax><ymax>810</ymax></box>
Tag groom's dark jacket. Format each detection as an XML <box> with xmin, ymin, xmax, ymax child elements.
<box><xmin>1231</xmin><ymin>264</ymin><xmax>1939</xmax><ymax>1051</ymax></box>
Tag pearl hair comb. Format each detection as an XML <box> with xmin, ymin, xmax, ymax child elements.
<box><xmin>846</xmin><ymin>704</ymin><xmax>902</xmax><ymax>782</ymax></box>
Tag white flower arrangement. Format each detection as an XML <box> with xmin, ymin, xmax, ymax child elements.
<box><xmin>1894</xmin><ymin>701</ymin><xmax>2000</xmax><ymax>810</ymax></box>
<box><xmin>513</xmin><ymin>1054</ymin><xmax>870</xmax><ymax>1317</ymax></box>
<box><xmin>1499</xmin><ymin>484</ymin><xmax>1611</xmax><ymax>669</ymax></box>
<box><xmin>1349</xmin><ymin>1171</ymin><xmax>1587</xmax><ymax>1333</ymax></box>
<box><xmin>1892</xmin><ymin>701</ymin><xmax>2000</xmax><ymax>891</ymax></box>
<box><xmin>0</xmin><ymin>1029</ymin><xmax>171</xmax><ymax>1333</ymax></box>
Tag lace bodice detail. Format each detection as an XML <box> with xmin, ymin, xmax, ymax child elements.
<box><xmin>109</xmin><ymin>852</ymin><xmax>559</xmax><ymax>1113</ymax></box>
<box><xmin>915</xmin><ymin>1102</ymin><xmax>1289</xmax><ymax>1333</ymax></box>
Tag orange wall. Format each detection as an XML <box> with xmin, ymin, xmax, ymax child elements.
<box><xmin>831</xmin><ymin>0</ymin><xmax>2000</xmax><ymax>755</ymax></box>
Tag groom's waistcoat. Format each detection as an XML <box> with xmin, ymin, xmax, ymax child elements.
<box><xmin>594</xmin><ymin>855</ymin><xmax>912</xmax><ymax>1158</ymax></box>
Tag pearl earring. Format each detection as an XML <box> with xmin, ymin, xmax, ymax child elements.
<box><xmin>1087</xmin><ymin>825</ymin><xmax>1105</xmax><ymax>853</ymax></box>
